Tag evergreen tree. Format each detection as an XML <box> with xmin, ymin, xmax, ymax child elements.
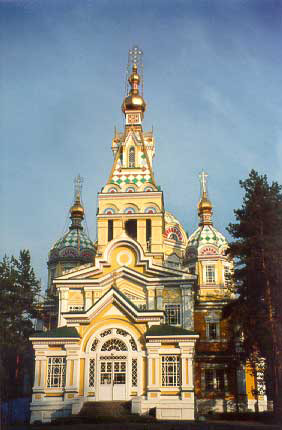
<box><xmin>226</xmin><ymin>170</ymin><xmax>282</xmax><ymax>419</ymax></box>
<box><xmin>0</xmin><ymin>250</ymin><xmax>41</xmax><ymax>398</ymax></box>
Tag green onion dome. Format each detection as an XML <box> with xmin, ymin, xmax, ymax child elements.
<box><xmin>49</xmin><ymin>229</ymin><xmax>95</xmax><ymax>264</ymax></box>
<box><xmin>48</xmin><ymin>193</ymin><xmax>96</xmax><ymax>265</ymax></box>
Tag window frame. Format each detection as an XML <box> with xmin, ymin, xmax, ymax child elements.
<box><xmin>128</xmin><ymin>146</ymin><xmax>135</xmax><ymax>168</ymax></box>
<box><xmin>203</xmin><ymin>367</ymin><xmax>227</xmax><ymax>394</ymax></box>
<box><xmin>47</xmin><ymin>356</ymin><xmax>66</xmax><ymax>388</ymax></box>
<box><xmin>205</xmin><ymin>264</ymin><xmax>216</xmax><ymax>284</ymax></box>
<box><xmin>164</xmin><ymin>303</ymin><xmax>182</xmax><ymax>326</ymax></box>
<box><xmin>161</xmin><ymin>355</ymin><xmax>181</xmax><ymax>387</ymax></box>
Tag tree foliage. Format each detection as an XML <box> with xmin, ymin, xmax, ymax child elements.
<box><xmin>0</xmin><ymin>250</ymin><xmax>41</xmax><ymax>398</ymax></box>
<box><xmin>226</xmin><ymin>170</ymin><xmax>282</xmax><ymax>417</ymax></box>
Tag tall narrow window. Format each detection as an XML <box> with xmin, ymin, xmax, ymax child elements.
<box><xmin>108</xmin><ymin>220</ymin><xmax>113</xmax><ymax>242</ymax></box>
<box><xmin>206</xmin><ymin>265</ymin><xmax>216</xmax><ymax>284</ymax></box>
<box><xmin>125</xmin><ymin>219</ymin><xmax>137</xmax><ymax>240</ymax></box>
<box><xmin>224</xmin><ymin>266</ymin><xmax>231</xmax><ymax>287</ymax></box>
<box><xmin>207</xmin><ymin>322</ymin><xmax>219</xmax><ymax>340</ymax></box>
<box><xmin>129</xmin><ymin>147</ymin><xmax>135</xmax><ymax>167</ymax></box>
<box><xmin>146</xmin><ymin>219</ymin><xmax>151</xmax><ymax>250</ymax></box>
<box><xmin>132</xmin><ymin>359</ymin><xmax>137</xmax><ymax>387</ymax></box>
<box><xmin>89</xmin><ymin>359</ymin><xmax>95</xmax><ymax>388</ymax></box>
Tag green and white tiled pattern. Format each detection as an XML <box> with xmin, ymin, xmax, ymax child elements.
<box><xmin>51</xmin><ymin>229</ymin><xmax>95</xmax><ymax>252</ymax></box>
<box><xmin>189</xmin><ymin>225</ymin><xmax>228</xmax><ymax>250</ymax></box>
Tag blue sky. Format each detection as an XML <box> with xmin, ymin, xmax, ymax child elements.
<box><xmin>1</xmin><ymin>0</ymin><xmax>282</xmax><ymax>288</ymax></box>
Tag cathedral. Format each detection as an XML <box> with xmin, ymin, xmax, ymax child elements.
<box><xmin>30</xmin><ymin>47</ymin><xmax>267</xmax><ymax>423</ymax></box>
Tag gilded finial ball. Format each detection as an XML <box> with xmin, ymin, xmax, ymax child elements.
<box><xmin>198</xmin><ymin>197</ymin><xmax>212</xmax><ymax>212</ymax></box>
<box><xmin>122</xmin><ymin>94</ymin><xmax>146</xmax><ymax>113</ymax></box>
<box><xmin>70</xmin><ymin>202</ymin><xmax>84</xmax><ymax>218</ymax></box>
<box><xmin>128</xmin><ymin>65</ymin><xmax>140</xmax><ymax>85</ymax></box>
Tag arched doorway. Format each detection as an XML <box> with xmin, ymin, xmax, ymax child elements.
<box><xmin>85</xmin><ymin>328</ymin><xmax>140</xmax><ymax>401</ymax></box>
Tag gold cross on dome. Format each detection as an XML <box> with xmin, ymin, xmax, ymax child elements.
<box><xmin>199</xmin><ymin>170</ymin><xmax>208</xmax><ymax>195</ymax></box>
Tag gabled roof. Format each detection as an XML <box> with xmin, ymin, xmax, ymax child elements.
<box><xmin>61</xmin><ymin>286</ymin><xmax>164</xmax><ymax>324</ymax></box>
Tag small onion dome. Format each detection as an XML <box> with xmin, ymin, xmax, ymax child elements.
<box><xmin>48</xmin><ymin>228</ymin><xmax>96</xmax><ymax>264</ymax></box>
<box><xmin>198</xmin><ymin>196</ymin><xmax>212</xmax><ymax>212</ymax></box>
<box><xmin>70</xmin><ymin>201</ymin><xmax>84</xmax><ymax>218</ymax></box>
<box><xmin>128</xmin><ymin>65</ymin><xmax>140</xmax><ymax>85</ymax></box>
<box><xmin>122</xmin><ymin>64</ymin><xmax>146</xmax><ymax>114</ymax></box>
<box><xmin>185</xmin><ymin>224</ymin><xmax>228</xmax><ymax>261</ymax></box>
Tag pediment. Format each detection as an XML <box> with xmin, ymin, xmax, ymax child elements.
<box><xmin>62</xmin><ymin>286</ymin><xmax>164</xmax><ymax>324</ymax></box>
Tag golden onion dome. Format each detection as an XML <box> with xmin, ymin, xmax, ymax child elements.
<box><xmin>122</xmin><ymin>94</ymin><xmax>146</xmax><ymax>113</ymax></box>
<box><xmin>70</xmin><ymin>201</ymin><xmax>84</xmax><ymax>218</ymax></box>
<box><xmin>128</xmin><ymin>66</ymin><xmax>140</xmax><ymax>85</ymax></box>
<box><xmin>198</xmin><ymin>196</ymin><xmax>212</xmax><ymax>212</ymax></box>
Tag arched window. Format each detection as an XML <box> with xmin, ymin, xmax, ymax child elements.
<box><xmin>129</xmin><ymin>147</ymin><xmax>135</xmax><ymax>168</ymax></box>
<box><xmin>101</xmin><ymin>339</ymin><xmax>128</xmax><ymax>351</ymax></box>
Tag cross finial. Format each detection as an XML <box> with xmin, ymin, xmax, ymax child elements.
<box><xmin>74</xmin><ymin>174</ymin><xmax>83</xmax><ymax>202</ymax></box>
<box><xmin>128</xmin><ymin>45</ymin><xmax>143</xmax><ymax>68</ymax></box>
<box><xmin>199</xmin><ymin>170</ymin><xmax>208</xmax><ymax>196</ymax></box>
<box><xmin>126</xmin><ymin>45</ymin><xmax>144</xmax><ymax>96</ymax></box>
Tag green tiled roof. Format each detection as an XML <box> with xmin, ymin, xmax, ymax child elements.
<box><xmin>52</xmin><ymin>229</ymin><xmax>95</xmax><ymax>252</ymax></box>
<box><xmin>145</xmin><ymin>324</ymin><xmax>197</xmax><ymax>337</ymax></box>
<box><xmin>188</xmin><ymin>224</ymin><xmax>228</xmax><ymax>250</ymax></box>
<box><xmin>31</xmin><ymin>326</ymin><xmax>80</xmax><ymax>338</ymax></box>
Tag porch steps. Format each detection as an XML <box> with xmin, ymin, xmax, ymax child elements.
<box><xmin>53</xmin><ymin>401</ymin><xmax>155</xmax><ymax>424</ymax></box>
<box><xmin>79</xmin><ymin>401</ymin><xmax>132</xmax><ymax>418</ymax></box>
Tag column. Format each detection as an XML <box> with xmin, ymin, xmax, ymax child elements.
<box><xmin>181</xmin><ymin>284</ymin><xmax>194</xmax><ymax>329</ymax></box>
<box><xmin>64</xmin><ymin>344</ymin><xmax>80</xmax><ymax>400</ymax></box>
<box><xmin>32</xmin><ymin>344</ymin><xmax>47</xmax><ymax>401</ymax></box>
<box><xmin>179</xmin><ymin>341</ymin><xmax>197</xmax><ymax>405</ymax></box>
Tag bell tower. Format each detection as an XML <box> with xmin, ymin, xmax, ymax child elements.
<box><xmin>96</xmin><ymin>46</ymin><xmax>165</xmax><ymax>263</ymax></box>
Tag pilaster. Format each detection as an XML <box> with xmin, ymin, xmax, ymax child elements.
<box><xmin>58</xmin><ymin>287</ymin><xmax>69</xmax><ymax>326</ymax></box>
<box><xmin>156</xmin><ymin>286</ymin><xmax>164</xmax><ymax>310</ymax></box>
<box><xmin>84</xmin><ymin>288</ymin><xmax>92</xmax><ymax>310</ymax></box>
<box><xmin>146</xmin><ymin>286</ymin><xmax>156</xmax><ymax>310</ymax></box>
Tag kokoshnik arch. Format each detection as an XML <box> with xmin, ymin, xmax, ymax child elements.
<box><xmin>30</xmin><ymin>46</ymin><xmax>267</xmax><ymax>423</ymax></box>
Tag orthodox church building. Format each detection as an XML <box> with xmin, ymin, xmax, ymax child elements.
<box><xmin>30</xmin><ymin>48</ymin><xmax>266</xmax><ymax>423</ymax></box>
